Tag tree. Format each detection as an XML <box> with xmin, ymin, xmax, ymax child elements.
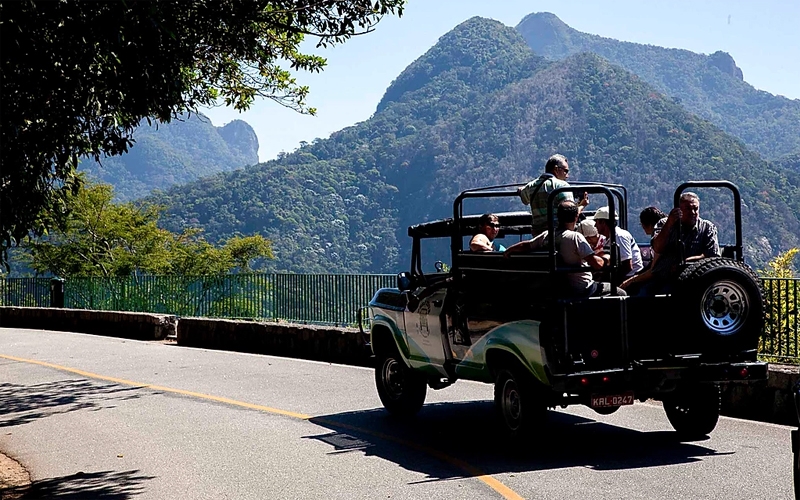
<box><xmin>22</xmin><ymin>180</ymin><xmax>274</xmax><ymax>278</ymax></box>
<box><xmin>0</xmin><ymin>0</ymin><xmax>404</xmax><ymax>267</ymax></box>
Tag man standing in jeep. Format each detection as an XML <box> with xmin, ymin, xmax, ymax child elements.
<box><xmin>646</xmin><ymin>192</ymin><xmax>720</xmax><ymax>293</ymax></box>
<box><xmin>518</xmin><ymin>154</ymin><xmax>589</xmax><ymax>236</ymax></box>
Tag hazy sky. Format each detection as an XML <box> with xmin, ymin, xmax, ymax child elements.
<box><xmin>202</xmin><ymin>0</ymin><xmax>800</xmax><ymax>163</ymax></box>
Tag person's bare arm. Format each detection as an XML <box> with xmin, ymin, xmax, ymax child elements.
<box><xmin>504</xmin><ymin>240</ymin><xmax>535</xmax><ymax>256</ymax></box>
<box><xmin>651</xmin><ymin>208</ymin><xmax>680</xmax><ymax>254</ymax></box>
<box><xmin>621</xmin><ymin>268</ymin><xmax>653</xmax><ymax>290</ymax></box>
<box><xmin>469</xmin><ymin>234</ymin><xmax>493</xmax><ymax>252</ymax></box>
<box><xmin>584</xmin><ymin>253</ymin><xmax>606</xmax><ymax>271</ymax></box>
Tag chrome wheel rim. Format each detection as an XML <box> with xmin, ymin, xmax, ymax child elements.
<box><xmin>502</xmin><ymin>377</ymin><xmax>522</xmax><ymax>431</ymax></box>
<box><xmin>700</xmin><ymin>280</ymin><xmax>749</xmax><ymax>335</ymax></box>
<box><xmin>381</xmin><ymin>358</ymin><xmax>405</xmax><ymax>400</ymax></box>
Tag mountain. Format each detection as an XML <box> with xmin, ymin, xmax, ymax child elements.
<box><xmin>153</xmin><ymin>17</ymin><xmax>800</xmax><ymax>274</ymax></box>
<box><xmin>516</xmin><ymin>12</ymin><xmax>800</xmax><ymax>161</ymax></box>
<box><xmin>80</xmin><ymin>113</ymin><xmax>259</xmax><ymax>201</ymax></box>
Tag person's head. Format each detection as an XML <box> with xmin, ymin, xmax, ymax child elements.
<box><xmin>679</xmin><ymin>192</ymin><xmax>700</xmax><ymax>225</ymax></box>
<box><xmin>477</xmin><ymin>213</ymin><xmax>500</xmax><ymax>239</ymax></box>
<box><xmin>576</xmin><ymin>219</ymin><xmax>600</xmax><ymax>248</ymax></box>
<box><xmin>556</xmin><ymin>200</ymin><xmax>579</xmax><ymax>227</ymax></box>
<box><xmin>544</xmin><ymin>154</ymin><xmax>570</xmax><ymax>180</ymax></box>
<box><xmin>639</xmin><ymin>206</ymin><xmax>666</xmax><ymax>236</ymax></box>
<box><xmin>592</xmin><ymin>206</ymin><xmax>617</xmax><ymax>238</ymax></box>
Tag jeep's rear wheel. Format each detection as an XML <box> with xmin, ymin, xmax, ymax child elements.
<box><xmin>663</xmin><ymin>384</ymin><xmax>721</xmax><ymax>439</ymax></box>
<box><xmin>375</xmin><ymin>352</ymin><xmax>427</xmax><ymax>417</ymax></box>
<box><xmin>676</xmin><ymin>257</ymin><xmax>763</xmax><ymax>353</ymax></box>
<box><xmin>494</xmin><ymin>368</ymin><xmax>546</xmax><ymax>437</ymax></box>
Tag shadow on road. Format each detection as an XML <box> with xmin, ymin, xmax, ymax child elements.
<box><xmin>2</xmin><ymin>469</ymin><xmax>155</xmax><ymax>499</ymax></box>
<box><xmin>0</xmin><ymin>379</ymin><xmax>145</xmax><ymax>428</ymax></box>
<box><xmin>306</xmin><ymin>401</ymin><xmax>730</xmax><ymax>481</ymax></box>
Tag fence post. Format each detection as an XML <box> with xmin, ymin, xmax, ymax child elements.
<box><xmin>50</xmin><ymin>277</ymin><xmax>65</xmax><ymax>308</ymax></box>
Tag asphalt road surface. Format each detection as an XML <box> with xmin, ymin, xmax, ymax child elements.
<box><xmin>0</xmin><ymin>327</ymin><xmax>793</xmax><ymax>500</ymax></box>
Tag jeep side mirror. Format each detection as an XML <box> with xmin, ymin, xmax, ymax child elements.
<box><xmin>397</xmin><ymin>272</ymin><xmax>413</xmax><ymax>292</ymax></box>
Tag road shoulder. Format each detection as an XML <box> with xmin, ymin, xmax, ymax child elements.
<box><xmin>0</xmin><ymin>452</ymin><xmax>30</xmax><ymax>499</ymax></box>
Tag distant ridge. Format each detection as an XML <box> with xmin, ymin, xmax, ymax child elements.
<box><xmin>80</xmin><ymin>113</ymin><xmax>259</xmax><ymax>201</ymax></box>
<box><xmin>154</xmin><ymin>17</ymin><xmax>800</xmax><ymax>274</ymax></box>
<box><xmin>517</xmin><ymin>12</ymin><xmax>800</xmax><ymax>160</ymax></box>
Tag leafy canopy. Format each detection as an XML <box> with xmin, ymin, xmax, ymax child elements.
<box><xmin>22</xmin><ymin>179</ymin><xmax>274</xmax><ymax>278</ymax></box>
<box><xmin>0</xmin><ymin>0</ymin><xmax>404</xmax><ymax>267</ymax></box>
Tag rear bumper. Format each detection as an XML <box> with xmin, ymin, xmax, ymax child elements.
<box><xmin>550</xmin><ymin>361</ymin><xmax>768</xmax><ymax>394</ymax></box>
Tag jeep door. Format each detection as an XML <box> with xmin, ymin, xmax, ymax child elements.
<box><xmin>404</xmin><ymin>286</ymin><xmax>449</xmax><ymax>376</ymax></box>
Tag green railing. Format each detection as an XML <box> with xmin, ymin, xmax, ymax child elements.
<box><xmin>762</xmin><ymin>278</ymin><xmax>799</xmax><ymax>362</ymax></box>
<box><xmin>1</xmin><ymin>274</ymin><xmax>395</xmax><ymax>327</ymax></box>
<box><xmin>1</xmin><ymin>275</ymin><xmax>798</xmax><ymax>360</ymax></box>
<box><xmin>0</xmin><ymin>277</ymin><xmax>51</xmax><ymax>308</ymax></box>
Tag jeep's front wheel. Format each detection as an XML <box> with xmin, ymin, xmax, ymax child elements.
<box><xmin>375</xmin><ymin>353</ymin><xmax>427</xmax><ymax>417</ymax></box>
<box><xmin>663</xmin><ymin>384</ymin><xmax>721</xmax><ymax>439</ymax></box>
<box><xmin>494</xmin><ymin>369</ymin><xmax>546</xmax><ymax>437</ymax></box>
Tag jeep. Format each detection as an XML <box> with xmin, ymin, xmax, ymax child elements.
<box><xmin>366</xmin><ymin>180</ymin><xmax>768</xmax><ymax>438</ymax></box>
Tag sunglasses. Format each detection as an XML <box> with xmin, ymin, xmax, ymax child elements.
<box><xmin>488</xmin><ymin>223</ymin><xmax>500</xmax><ymax>228</ymax></box>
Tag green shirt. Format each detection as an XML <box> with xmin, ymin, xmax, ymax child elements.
<box><xmin>519</xmin><ymin>175</ymin><xmax>573</xmax><ymax>235</ymax></box>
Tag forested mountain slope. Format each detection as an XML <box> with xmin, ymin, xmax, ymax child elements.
<box><xmin>155</xmin><ymin>17</ymin><xmax>800</xmax><ymax>274</ymax></box>
<box><xmin>516</xmin><ymin>12</ymin><xmax>800</xmax><ymax>160</ymax></box>
<box><xmin>81</xmin><ymin>114</ymin><xmax>259</xmax><ymax>201</ymax></box>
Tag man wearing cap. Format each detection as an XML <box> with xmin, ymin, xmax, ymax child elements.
<box><xmin>576</xmin><ymin>218</ymin><xmax>604</xmax><ymax>254</ymax></box>
<box><xmin>518</xmin><ymin>154</ymin><xmax>589</xmax><ymax>236</ymax></box>
<box><xmin>593</xmin><ymin>206</ymin><xmax>644</xmax><ymax>280</ymax></box>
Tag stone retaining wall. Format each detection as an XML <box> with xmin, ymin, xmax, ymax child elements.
<box><xmin>722</xmin><ymin>363</ymin><xmax>799</xmax><ymax>426</ymax></box>
<box><xmin>0</xmin><ymin>307</ymin><xmax>176</xmax><ymax>341</ymax></box>
<box><xmin>177</xmin><ymin>317</ymin><xmax>371</xmax><ymax>367</ymax></box>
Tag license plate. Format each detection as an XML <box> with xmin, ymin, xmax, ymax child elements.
<box><xmin>591</xmin><ymin>391</ymin><xmax>635</xmax><ymax>408</ymax></box>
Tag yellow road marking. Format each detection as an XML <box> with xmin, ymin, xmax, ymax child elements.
<box><xmin>0</xmin><ymin>353</ymin><xmax>524</xmax><ymax>500</ymax></box>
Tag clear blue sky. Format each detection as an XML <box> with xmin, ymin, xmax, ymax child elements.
<box><xmin>203</xmin><ymin>0</ymin><xmax>800</xmax><ymax>163</ymax></box>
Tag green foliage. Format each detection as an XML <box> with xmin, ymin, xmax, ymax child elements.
<box><xmin>516</xmin><ymin>12</ymin><xmax>800</xmax><ymax>161</ymax></box>
<box><xmin>0</xmin><ymin>0</ymin><xmax>405</xmax><ymax>267</ymax></box>
<box><xmin>759</xmin><ymin>249</ymin><xmax>799</xmax><ymax>360</ymax></box>
<box><xmin>760</xmin><ymin>248</ymin><xmax>799</xmax><ymax>279</ymax></box>
<box><xmin>21</xmin><ymin>180</ymin><xmax>273</xmax><ymax>278</ymax></box>
<box><xmin>80</xmin><ymin>114</ymin><xmax>260</xmax><ymax>201</ymax></box>
<box><xmin>153</xmin><ymin>17</ymin><xmax>800</xmax><ymax>275</ymax></box>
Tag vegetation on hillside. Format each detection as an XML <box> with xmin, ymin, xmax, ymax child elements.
<box><xmin>152</xmin><ymin>17</ymin><xmax>800</xmax><ymax>274</ymax></box>
<box><xmin>80</xmin><ymin>114</ymin><xmax>259</xmax><ymax>201</ymax></box>
<box><xmin>516</xmin><ymin>12</ymin><xmax>800</xmax><ymax>161</ymax></box>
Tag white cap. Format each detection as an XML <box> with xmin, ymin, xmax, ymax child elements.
<box><xmin>576</xmin><ymin>219</ymin><xmax>598</xmax><ymax>238</ymax></box>
<box><xmin>593</xmin><ymin>206</ymin><xmax>618</xmax><ymax>220</ymax></box>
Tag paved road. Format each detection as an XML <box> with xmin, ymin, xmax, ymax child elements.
<box><xmin>0</xmin><ymin>327</ymin><xmax>793</xmax><ymax>500</ymax></box>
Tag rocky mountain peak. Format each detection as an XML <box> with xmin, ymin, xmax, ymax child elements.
<box><xmin>707</xmin><ymin>50</ymin><xmax>744</xmax><ymax>80</ymax></box>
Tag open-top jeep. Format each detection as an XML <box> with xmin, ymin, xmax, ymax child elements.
<box><xmin>366</xmin><ymin>180</ymin><xmax>768</xmax><ymax>438</ymax></box>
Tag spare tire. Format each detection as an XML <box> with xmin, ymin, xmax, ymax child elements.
<box><xmin>675</xmin><ymin>257</ymin><xmax>763</xmax><ymax>353</ymax></box>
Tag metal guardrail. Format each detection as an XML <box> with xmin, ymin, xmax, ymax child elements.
<box><xmin>1</xmin><ymin>275</ymin><xmax>797</xmax><ymax>359</ymax></box>
<box><xmin>0</xmin><ymin>274</ymin><xmax>396</xmax><ymax>327</ymax></box>
<box><xmin>762</xmin><ymin>278</ymin><xmax>799</xmax><ymax>362</ymax></box>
